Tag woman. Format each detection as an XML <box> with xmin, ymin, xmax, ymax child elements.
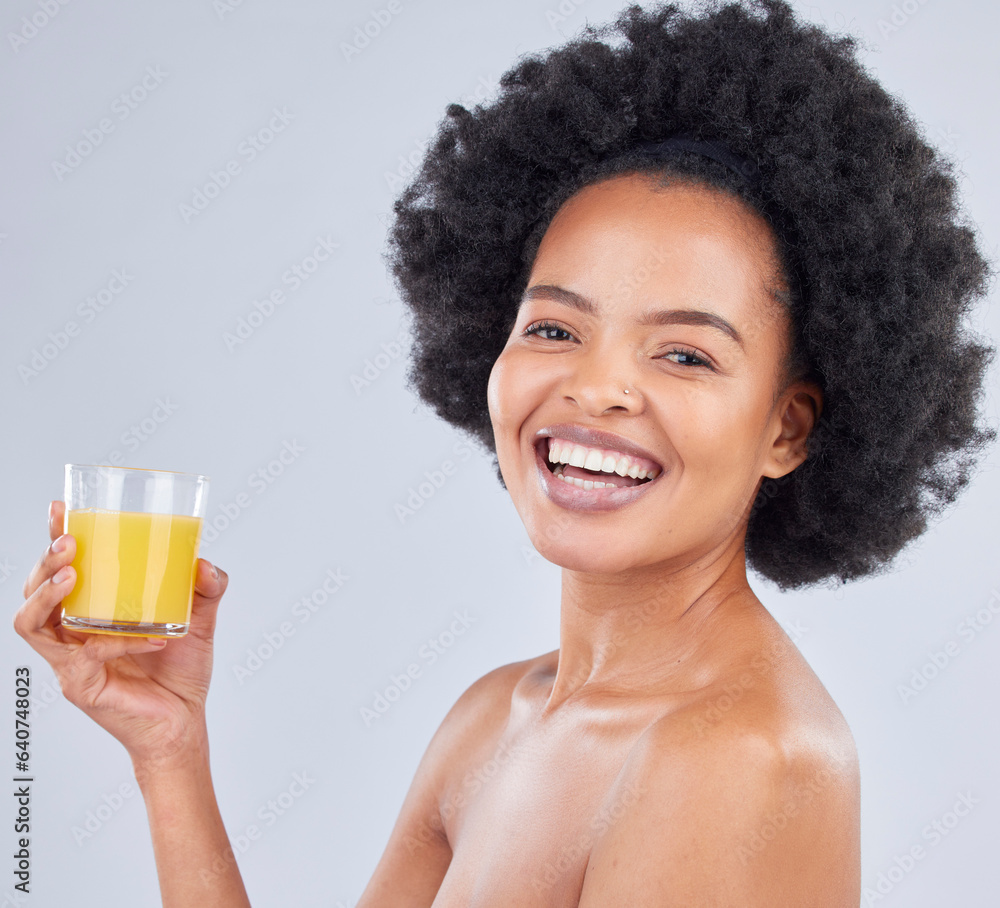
<box><xmin>16</xmin><ymin>1</ymin><xmax>994</xmax><ymax>904</ymax></box>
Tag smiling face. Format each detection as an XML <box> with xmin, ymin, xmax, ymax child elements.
<box><xmin>487</xmin><ymin>173</ymin><xmax>822</xmax><ymax>575</ymax></box>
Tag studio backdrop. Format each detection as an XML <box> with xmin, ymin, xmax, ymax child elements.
<box><xmin>2</xmin><ymin>1</ymin><xmax>998</xmax><ymax>905</ymax></box>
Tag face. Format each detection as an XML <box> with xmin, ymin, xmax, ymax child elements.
<box><xmin>486</xmin><ymin>173</ymin><xmax>821</xmax><ymax>575</ymax></box>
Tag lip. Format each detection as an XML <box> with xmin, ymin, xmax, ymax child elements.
<box><xmin>532</xmin><ymin>424</ymin><xmax>665</xmax><ymax>513</ymax></box>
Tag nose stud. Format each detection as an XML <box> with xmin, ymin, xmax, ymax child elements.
<box><xmin>624</xmin><ymin>389</ymin><xmax>630</xmax><ymax>394</ymax></box>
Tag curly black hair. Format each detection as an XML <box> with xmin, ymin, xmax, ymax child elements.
<box><xmin>385</xmin><ymin>0</ymin><xmax>996</xmax><ymax>590</ymax></box>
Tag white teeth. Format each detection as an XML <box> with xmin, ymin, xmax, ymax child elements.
<box><xmin>545</xmin><ymin>437</ymin><xmax>662</xmax><ymax>481</ymax></box>
<box><xmin>555</xmin><ymin>472</ymin><xmax>607</xmax><ymax>490</ymax></box>
<box><xmin>552</xmin><ymin>472</ymin><xmax>618</xmax><ymax>491</ymax></box>
<box><xmin>550</xmin><ymin>459</ymin><xmax>662</xmax><ymax>490</ymax></box>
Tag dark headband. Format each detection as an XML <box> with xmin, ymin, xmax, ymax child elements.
<box><xmin>633</xmin><ymin>133</ymin><xmax>761</xmax><ymax>187</ymax></box>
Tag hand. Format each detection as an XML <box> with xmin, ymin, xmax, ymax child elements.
<box><xmin>14</xmin><ymin>500</ymin><xmax>228</xmax><ymax>770</ymax></box>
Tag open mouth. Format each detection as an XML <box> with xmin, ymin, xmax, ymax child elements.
<box><xmin>538</xmin><ymin>437</ymin><xmax>661</xmax><ymax>491</ymax></box>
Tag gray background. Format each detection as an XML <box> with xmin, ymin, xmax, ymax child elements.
<box><xmin>2</xmin><ymin>0</ymin><xmax>998</xmax><ymax>905</ymax></box>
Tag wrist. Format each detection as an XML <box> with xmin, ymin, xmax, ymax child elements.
<box><xmin>131</xmin><ymin>720</ymin><xmax>211</xmax><ymax>788</ymax></box>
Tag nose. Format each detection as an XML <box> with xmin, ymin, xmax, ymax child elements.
<box><xmin>559</xmin><ymin>346</ymin><xmax>643</xmax><ymax>416</ymax></box>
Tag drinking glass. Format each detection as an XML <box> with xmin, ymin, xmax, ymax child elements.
<box><xmin>60</xmin><ymin>464</ymin><xmax>210</xmax><ymax>637</ymax></box>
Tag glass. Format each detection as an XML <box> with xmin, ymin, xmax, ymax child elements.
<box><xmin>60</xmin><ymin>464</ymin><xmax>210</xmax><ymax>637</ymax></box>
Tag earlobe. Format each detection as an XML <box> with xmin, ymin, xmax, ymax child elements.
<box><xmin>762</xmin><ymin>382</ymin><xmax>823</xmax><ymax>479</ymax></box>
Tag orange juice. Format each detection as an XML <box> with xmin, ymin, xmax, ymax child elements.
<box><xmin>61</xmin><ymin>509</ymin><xmax>203</xmax><ymax>636</ymax></box>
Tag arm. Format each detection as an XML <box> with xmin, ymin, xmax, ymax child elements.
<box><xmin>578</xmin><ymin>718</ymin><xmax>861</xmax><ymax>907</ymax></box>
<box><xmin>356</xmin><ymin>661</ymin><xmax>528</xmax><ymax>907</ymax></box>
<box><xmin>15</xmin><ymin>501</ymin><xmax>250</xmax><ymax>907</ymax></box>
<box><xmin>135</xmin><ymin>734</ymin><xmax>250</xmax><ymax>906</ymax></box>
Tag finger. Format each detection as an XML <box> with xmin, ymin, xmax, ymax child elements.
<box><xmin>49</xmin><ymin>499</ymin><xmax>66</xmax><ymax>542</ymax></box>
<box><xmin>14</xmin><ymin>564</ymin><xmax>79</xmax><ymax>657</ymax></box>
<box><xmin>73</xmin><ymin>631</ymin><xmax>167</xmax><ymax>672</ymax></box>
<box><xmin>22</xmin><ymin>531</ymin><xmax>76</xmax><ymax>601</ymax></box>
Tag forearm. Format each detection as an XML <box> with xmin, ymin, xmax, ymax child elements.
<box><xmin>134</xmin><ymin>730</ymin><xmax>251</xmax><ymax>908</ymax></box>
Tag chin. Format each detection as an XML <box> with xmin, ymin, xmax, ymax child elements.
<box><xmin>526</xmin><ymin>530</ymin><xmax>645</xmax><ymax>575</ymax></box>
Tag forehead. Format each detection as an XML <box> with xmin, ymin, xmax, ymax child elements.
<box><xmin>526</xmin><ymin>174</ymin><xmax>787</xmax><ymax>337</ymax></box>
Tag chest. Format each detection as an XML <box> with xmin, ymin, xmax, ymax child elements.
<box><xmin>431</xmin><ymin>710</ymin><xmax>649</xmax><ymax>907</ymax></box>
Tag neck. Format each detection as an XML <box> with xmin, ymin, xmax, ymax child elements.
<box><xmin>544</xmin><ymin>535</ymin><xmax>759</xmax><ymax>713</ymax></box>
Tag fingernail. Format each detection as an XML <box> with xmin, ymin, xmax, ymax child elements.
<box><xmin>52</xmin><ymin>567</ymin><xmax>70</xmax><ymax>584</ymax></box>
<box><xmin>52</xmin><ymin>535</ymin><xmax>67</xmax><ymax>553</ymax></box>
<box><xmin>211</xmin><ymin>563</ymin><xmax>219</xmax><ymax>580</ymax></box>
<box><xmin>148</xmin><ymin>639</ymin><xmax>167</xmax><ymax>647</ymax></box>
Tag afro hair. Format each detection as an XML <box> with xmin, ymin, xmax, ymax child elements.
<box><xmin>385</xmin><ymin>0</ymin><xmax>996</xmax><ymax>591</ymax></box>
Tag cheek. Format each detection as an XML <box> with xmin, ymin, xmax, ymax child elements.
<box><xmin>488</xmin><ymin>349</ymin><xmax>545</xmax><ymax>426</ymax></box>
<box><xmin>487</xmin><ymin>350</ymin><xmax>524</xmax><ymax>459</ymax></box>
<box><xmin>486</xmin><ymin>352</ymin><xmax>510</xmax><ymax>436</ymax></box>
<box><xmin>654</xmin><ymin>385</ymin><xmax>766</xmax><ymax>474</ymax></box>
<box><xmin>487</xmin><ymin>350</ymin><xmax>532</xmax><ymax>495</ymax></box>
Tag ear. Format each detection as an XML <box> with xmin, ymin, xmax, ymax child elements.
<box><xmin>761</xmin><ymin>380</ymin><xmax>823</xmax><ymax>479</ymax></box>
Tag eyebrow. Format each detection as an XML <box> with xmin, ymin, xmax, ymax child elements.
<box><xmin>519</xmin><ymin>284</ymin><xmax>745</xmax><ymax>349</ymax></box>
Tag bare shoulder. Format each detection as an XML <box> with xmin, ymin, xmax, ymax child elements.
<box><xmin>356</xmin><ymin>655</ymin><xmax>541</xmax><ymax>908</ymax></box>
<box><xmin>579</xmin><ymin>630</ymin><xmax>860</xmax><ymax>907</ymax></box>
<box><xmin>441</xmin><ymin>653</ymin><xmax>543</xmax><ymax>731</ymax></box>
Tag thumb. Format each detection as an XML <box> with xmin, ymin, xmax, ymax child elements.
<box><xmin>188</xmin><ymin>559</ymin><xmax>228</xmax><ymax>638</ymax></box>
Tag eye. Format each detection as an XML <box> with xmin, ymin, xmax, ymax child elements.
<box><xmin>660</xmin><ymin>346</ymin><xmax>714</xmax><ymax>369</ymax></box>
<box><xmin>523</xmin><ymin>320</ymin><xmax>574</xmax><ymax>341</ymax></box>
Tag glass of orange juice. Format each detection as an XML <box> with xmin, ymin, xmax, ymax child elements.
<box><xmin>60</xmin><ymin>464</ymin><xmax>210</xmax><ymax>637</ymax></box>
